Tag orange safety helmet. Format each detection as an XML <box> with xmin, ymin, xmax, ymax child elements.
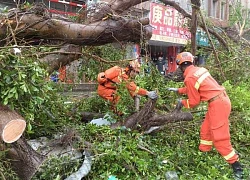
<box><xmin>129</xmin><ymin>60</ymin><xmax>141</xmax><ymax>72</ymax></box>
<box><xmin>97</xmin><ymin>72</ymin><xmax>107</xmax><ymax>84</ymax></box>
<box><xmin>176</xmin><ymin>52</ymin><xmax>194</xmax><ymax>65</ymax></box>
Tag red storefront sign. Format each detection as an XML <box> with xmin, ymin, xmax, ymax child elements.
<box><xmin>150</xmin><ymin>3</ymin><xmax>191</xmax><ymax>44</ymax></box>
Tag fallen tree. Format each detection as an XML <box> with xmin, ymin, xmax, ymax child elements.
<box><xmin>0</xmin><ymin>104</ymin><xmax>44</xmax><ymax>180</ymax></box>
<box><xmin>0</xmin><ymin>92</ymin><xmax>192</xmax><ymax>180</ymax></box>
<box><xmin>0</xmin><ymin>0</ymin><xmax>247</xmax><ymax>73</ymax></box>
<box><xmin>0</xmin><ymin>2</ymin><xmax>151</xmax><ymax>46</ymax></box>
<box><xmin>0</xmin><ymin>2</ymin><xmax>152</xmax><ymax>72</ymax></box>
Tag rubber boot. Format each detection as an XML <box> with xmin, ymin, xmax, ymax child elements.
<box><xmin>231</xmin><ymin>161</ymin><xmax>243</xmax><ymax>179</ymax></box>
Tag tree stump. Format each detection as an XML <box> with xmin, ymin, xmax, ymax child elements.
<box><xmin>0</xmin><ymin>105</ymin><xmax>26</xmax><ymax>143</ymax></box>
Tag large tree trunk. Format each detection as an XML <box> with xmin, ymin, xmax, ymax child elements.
<box><xmin>0</xmin><ymin>3</ymin><xmax>151</xmax><ymax>47</ymax></box>
<box><xmin>8</xmin><ymin>137</ymin><xmax>45</xmax><ymax>180</ymax></box>
<box><xmin>0</xmin><ymin>0</ymin><xmax>242</xmax><ymax>72</ymax></box>
<box><xmin>0</xmin><ymin>105</ymin><xmax>26</xmax><ymax>143</ymax></box>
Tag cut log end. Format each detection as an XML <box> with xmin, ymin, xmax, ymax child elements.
<box><xmin>2</xmin><ymin>119</ymin><xmax>26</xmax><ymax>143</ymax></box>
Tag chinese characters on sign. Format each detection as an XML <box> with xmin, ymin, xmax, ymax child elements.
<box><xmin>150</xmin><ymin>3</ymin><xmax>191</xmax><ymax>44</ymax></box>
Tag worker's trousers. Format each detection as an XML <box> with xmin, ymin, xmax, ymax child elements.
<box><xmin>199</xmin><ymin>94</ymin><xmax>239</xmax><ymax>164</ymax></box>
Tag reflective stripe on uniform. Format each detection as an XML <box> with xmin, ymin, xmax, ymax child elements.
<box><xmin>130</xmin><ymin>86</ymin><xmax>140</xmax><ymax>97</ymax></box>
<box><xmin>135</xmin><ymin>86</ymin><xmax>140</xmax><ymax>94</ymax></box>
<box><xmin>194</xmin><ymin>72</ymin><xmax>210</xmax><ymax>90</ymax></box>
<box><xmin>118</xmin><ymin>70</ymin><xmax>125</xmax><ymax>82</ymax></box>
<box><xmin>193</xmin><ymin>68</ymin><xmax>210</xmax><ymax>90</ymax></box>
<box><xmin>224</xmin><ymin>150</ymin><xmax>236</xmax><ymax>160</ymax></box>
<box><xmin>200</xmin><ymin>140</ymin><xmax>213</xmax><ymax>145</ymax></box>
<box><xmin>193</xmin><ymin>68</ymin><xmax>207</xmax><ymax>77</ymax></box>
<box><xmin>186</xmin><ymin>99</ymin><xmax>190</xmax><ymax>108</ymax></box>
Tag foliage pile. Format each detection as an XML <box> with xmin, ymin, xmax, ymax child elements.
<box><xmin>33</xmin><ymin>112</ymin><xmax>250</xmax><ymax>179</ymax></box>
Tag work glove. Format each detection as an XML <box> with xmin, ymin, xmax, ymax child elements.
<box><xmin>167</xmin><ymin>88</ymin><xmax>178</xmax><ymax>92</ymax></box>
<box><xmin>175</xmin><ymin>99</ymin><xmax>183</xmax><ymax>110</ymax></box>
<box><xmin>147</xmin><ymin>91</ymin><xmax>158</xmax><ymax>100</ymax></box>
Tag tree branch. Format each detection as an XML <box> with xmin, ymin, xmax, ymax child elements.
<box><xmin>199</xmin><ymin>10</ymin><xmax>226</xmax><ymax>81</ymax></box>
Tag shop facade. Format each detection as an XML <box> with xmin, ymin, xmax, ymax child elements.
<box><xmin>147</xmin><ymin>2</ymin><xmax>191</xmax><ymax>75</ymax></box>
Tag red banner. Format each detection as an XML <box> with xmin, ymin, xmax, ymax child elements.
<box><xmin>150</xmin><ymin>3</ymin><xmax>191</xmax><ymax>44</ymax></box>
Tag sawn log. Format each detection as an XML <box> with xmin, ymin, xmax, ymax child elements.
<box><xmin>0</xmin><ymin>105</ymin><xmax>26</xmax><ymax>143</ymax></box>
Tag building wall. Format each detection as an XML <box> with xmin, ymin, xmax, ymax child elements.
<box><xmin>132</xmin><ymin>0</ymin><xmax>230</xmax><ymax>28</ymax></box>
<box><xmin>240</xmin><ymin>0</ymin><xmax>250</xmax><ymax>9</ymax></box>
<box><xmin>202</xmin><ymin>0</ymin><xmax>230</xmax><ymax>27</ymax></box>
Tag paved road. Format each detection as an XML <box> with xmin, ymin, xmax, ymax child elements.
<box><xmin>59</xmin><ymin>83</ymin><xmax>98</xmax><ymax>99</ymax></box>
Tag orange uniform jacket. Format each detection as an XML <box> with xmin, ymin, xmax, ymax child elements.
<box><xmin>97</xmin><ymin>66</ymin><xmax>147</xmax><ymax>104</ymax></box>
<box><xmin>58</xmin><ymin>66</ymin><xmax>66</xmax><ymax>82</ymax></box>
<box><xmin>178</xmin><ymin>65</ymin><xmax>238</xmax><ymax>164</ymax></box>
<box><xmin>178</xmin><ymin>65</ymin><xmax>224</xmax><ymax>107</ymax></box>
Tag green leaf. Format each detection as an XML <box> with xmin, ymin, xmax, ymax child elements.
<box><xmin>27</xmin><ymin>122</ymin><xmax>34</xmax><ymax>134</ymax></box>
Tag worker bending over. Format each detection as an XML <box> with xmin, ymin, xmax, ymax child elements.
<box><xmin>97</xmin><ymin>60</ymin><xmax>158</xmax><ymax>113</ymax></box>
<box><xmin>168</xmin><ymin>52</ymin><xmax>243</xmax><ymax>179</ymax></box>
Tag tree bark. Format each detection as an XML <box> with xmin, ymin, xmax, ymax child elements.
<box><xmin>190</xmin><ymin>0</ymin><xmax>201</xmax><ymax>55</ymax></box>
<box><xmin>87</xmin><ymin>0</ymin><xmax>148</xmax><ymax>23</ymax></box>
<box><xmin>0</xmin><ymin>0</ymin><xmax>239</xmax><ymax>52</ymax></box>
<box><xmin>111</xmin><ymin>99</ymin><xmax>193</xmax><ymax>131</ymax></box>
<box><xmin>8</xmin><ymin>137</ymin><xmax>45</xmax><ymax>180</ymax></box>
<box><xmin>1</xmin><ymin>3</ymin><xmax>151</xmax><ymax>46</ymax></box>
<box><xmin>0</xmin><ymin>105</ymin><xmax>26</xmax><ymax>143</ymax></box>
<box><xmin>40</xmin><ymin>44</ymin><xmax>82</xmax><ymax>74</ymax></box>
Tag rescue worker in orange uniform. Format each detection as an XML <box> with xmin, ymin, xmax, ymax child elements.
<box><xmin>168</xmin><ymin>52</ymin><xmax>243</xmax><ymax>179</ymax></box>
<box><xmin>58</xmin><ymin>66</ymin><xmax>66</xmax><ymax>82</ymax></box>
<box><xmin>97</xmin><ymin>60</ymin><xmax>158</xmax><ymax>113</ymax></box>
